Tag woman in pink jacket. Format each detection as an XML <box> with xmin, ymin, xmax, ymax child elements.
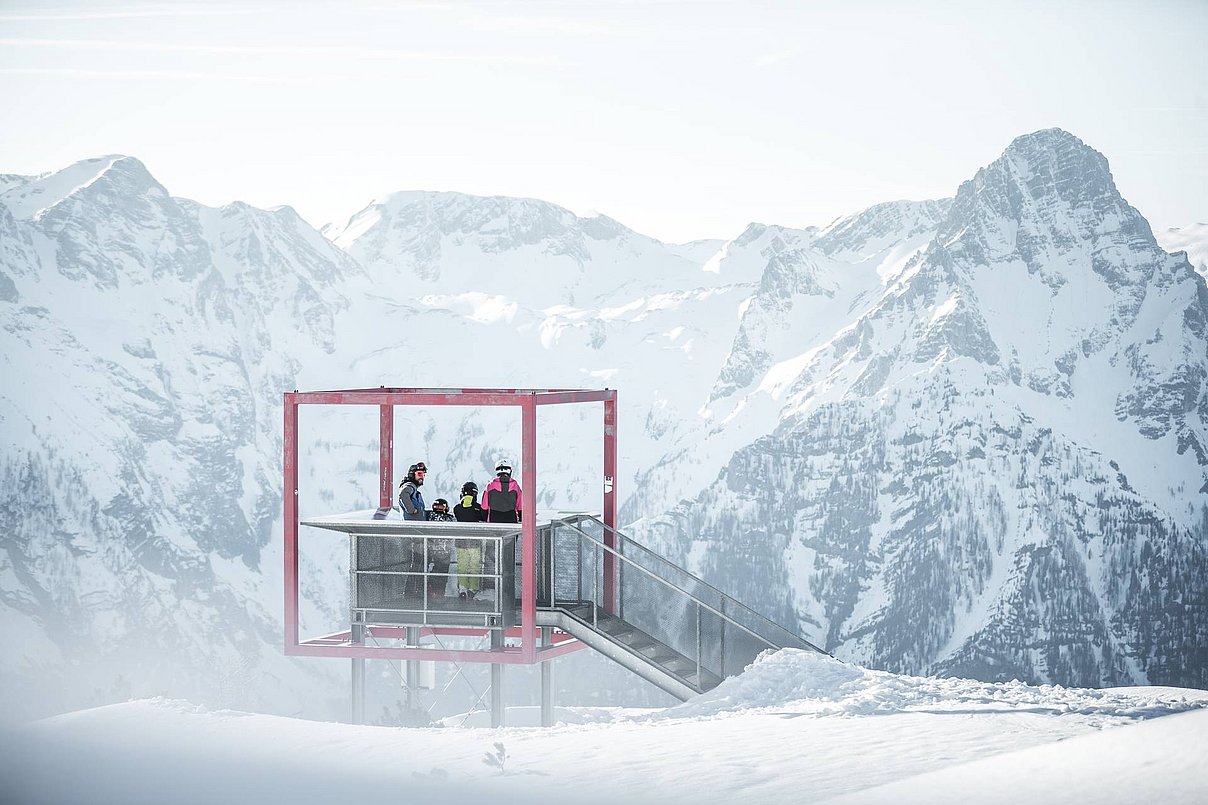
<box><xmin>482</xmin><ymin>460</ymin><xmax>522</xmax><ymax>523</ymax></box>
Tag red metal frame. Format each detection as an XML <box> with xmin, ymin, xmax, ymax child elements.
<box><xmin>283</xmin><ymin>387</ymin><xmax>618</xmax><ymax>663</ymax></box>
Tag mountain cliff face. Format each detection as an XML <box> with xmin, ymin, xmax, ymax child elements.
<box><xmin>2</xmin><ymin>131</ymin><xmax>1205</xmax><ymax>721</ymax></box>
<box><xmin>632</xmin><ymin>130</ymin><xmax>1208</xmax><ymax>687</ymax></box>
<box><xmin>0</xmin><ymin>156</ymin><xmax>356</xmax><ymax>719</ymax></box>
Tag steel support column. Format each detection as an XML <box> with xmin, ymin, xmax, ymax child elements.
<box><xmin>406</xmin><ymin>626</ymin><xmax>420</xmax><ymax>712</ymax></box>
<box><xmin>540</xmin><ymin>626</ymin><xmax>554</xmax><ymax>727</ymax></box>
<box><xmin>350</xmin><ymin>622</ymin><xmax>366</xmax><ymax>724</ymax></box>
<box><xmin>491</xmin><ymin>628</ymin><xmax>504</xmax><ymax>727</ymax></box>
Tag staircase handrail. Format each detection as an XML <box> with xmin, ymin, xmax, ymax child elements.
<box><xmin>550</xmin><ymin>515</ymin><xmax>825</xmax><ymax>656</ymax></box>
<box><xmin>560</xmin><ymin>514</ymin><xmax>825</xmax><ymax>654</ymax></box>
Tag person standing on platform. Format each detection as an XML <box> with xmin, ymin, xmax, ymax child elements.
<box><xmin>482</xmin><ymin>460</ymin><xmax>522</xmax><ymax>524</ymax></box>
<box><xmin>454</xmin><ymin>481</ymin><xmax>484</xmax><ymax>522</ymax></box>
<box><xmin>426</xmin><ymin>498</ymin><xmax>455</xmax><ymax>601</ymax></box>
<box><xmin>398</xmin><ymin>461</ymin><xmax>428</xmax><ymax>521</ymax></box>
<box><xmin>397</xmin><ymin>461</ymin><xmax>428</xmax><ymax>601</ymax></box>
<box><xmin>453</xmin><ymin>481</ymin><xmax>485</xmax><ymax>600</ymax></box>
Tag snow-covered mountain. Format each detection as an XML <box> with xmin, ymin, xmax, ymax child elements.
<box><xmin>632</xmin><ymin>129</ymin><xmax>1208</xmax><ymax>688</ymax></box>
<box><xmin>2</xmin><ymin>130</ymin><xmax>1205</xmax><ymax>722</ymax></box>
<box><xmin>0</xmin><ymin>156</ymin><xmax>357</xmax><ymax>719</ymax></box>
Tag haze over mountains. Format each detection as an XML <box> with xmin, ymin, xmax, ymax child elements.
<box><xmin>1</xmin><ymin>129</ymin><xmax>1205</xmax><ymax>721</ymax></box>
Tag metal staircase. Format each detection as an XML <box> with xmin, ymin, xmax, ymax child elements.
<box><xmin>535</xmin><ymin>515</ymin><xmax>826</xmax><ymax>701</ymax></box>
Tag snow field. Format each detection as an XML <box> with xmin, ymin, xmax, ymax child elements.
<box><xmin>2</xmin><ymin>651</ymin><xmax>1204</xmax><ymax>805</ymax></box>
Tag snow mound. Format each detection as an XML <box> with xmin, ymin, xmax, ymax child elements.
<box><xmin>657</xmin><ymin>650</ymin><xmax>1208</xmax><ymax>720</ymax></box>
<box><xmin>822</xmin><ymin>706</ymin><xmax>1208</xmax><ymax>805</ymax></box>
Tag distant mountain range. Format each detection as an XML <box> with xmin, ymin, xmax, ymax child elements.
<box><xmin>1</xmin><ymin>129</ymin><xmax>1204</xmax><ymax>721</ymax></box>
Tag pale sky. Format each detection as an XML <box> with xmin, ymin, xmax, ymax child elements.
<box><xmin>1</xmin><ymin>0</ymin><xmax>1205</xmax><ymax>243</ymax></box>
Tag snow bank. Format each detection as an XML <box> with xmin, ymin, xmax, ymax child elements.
<box><xmin>823</xmin><ymin>706</ymin><xmax>1208</xmax><ymax>805</ymax></box>
<box><xmin>3</xmin><ymin>662</ymin><xmax>1207</xmax><ymax>805</ymax></box>
<box><xmin>656</xmin><ymin>649</ymin><xmax>1208</xmax><ymax>720</ymax></box>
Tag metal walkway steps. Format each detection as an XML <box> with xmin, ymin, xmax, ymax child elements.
<box><xmin>537</xmin><ymin>603</ymin><xmax>722</xmax><ymax>699</ymax></box>
<box><xmin>534</xmin><ymin>515</ymin><xmax>826</xmax><ymax>701</ymax></box>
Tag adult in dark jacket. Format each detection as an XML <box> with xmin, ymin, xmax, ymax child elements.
<box><xmin>482</xmin><ymin>461</ymin><xmax>522</xmax><ymax>524</ymax></box>
<box><xmin>397</xmin><ymin>460</ymin><xmax>428</xmax><ymax>600</ymax></box>
<box><xmin>397</xmin><ymin>461</ymin><xmax>427</xmax><ymax>521</ymax></box>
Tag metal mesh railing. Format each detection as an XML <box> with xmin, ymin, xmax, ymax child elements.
<box><xmin>352</xmin><ymin>532</ymin><xmax>518</xmax><ymax>629</ymax></box>
<box><xmin>545</xmin><ymin>515</ymin><xmax>823</xmax><ymax>688</ymax></box>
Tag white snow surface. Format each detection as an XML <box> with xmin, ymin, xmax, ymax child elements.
<box><xmin>1</xmin><ymin>651</ymin><xmax>1204</xmax><ymax>805</ymax></box>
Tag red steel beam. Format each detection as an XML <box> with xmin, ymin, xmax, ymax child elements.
<box><xmin>535</xmin><ymin>640</ymin><xmax>587</xmax><ymax>661</ymax></box>
<box><xmin>290</xmin><ymin>643</ymin><xmax>545</xmax><ymax>664</ymax></box>
<box><xmin>309</xmin><ymin>625</ymin><xmax>580</xmax><ymax>644</ymax></box>
<box><xmin>305</xmin><ymin>387</ymin><xmax>594</xmax><ymax>396</ymax></box>
<box><xmin>530</xmin><ymin>390</ymin><xmax>615</xmax><ymax>405</ymax></box>
<box><xmin>290</xmin><ymin>390</ymin><xmax>615</xmax><ymax>408</ymax></box>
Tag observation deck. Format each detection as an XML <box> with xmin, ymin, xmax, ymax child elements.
<box><xmin>284</xmin><ymin>386</ymin><xmax>824</xmax><ymax>726</ymax></box>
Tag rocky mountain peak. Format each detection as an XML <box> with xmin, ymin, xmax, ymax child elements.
<box><xmin>0</xmin><ymin>155</ymin><xmax>165</xmax><ymax>222</ymax></box>
<box><xmin>936</xmin><ymin>128</ymin><xmax>1162</xmax><ymax>288</ymax></box>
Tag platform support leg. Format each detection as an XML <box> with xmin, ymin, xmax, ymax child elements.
<box><xmin>406</xmin><ymin>626</ymin><xmax>420</xmax><ymax>713</ymax></box>
<box><xmin>540</xmin><ymin>626</ymin><xmax>554</xmax><ymax>727</ymax></box>
<box><xmin>490</xmin><ymin>629</ymin><xmax>504</xmax><ymax>728</ymax></box>
<box><xmin>351</xmin><ymin>622</ymin><xmax>366</xmax><ymax>725</ymax></box>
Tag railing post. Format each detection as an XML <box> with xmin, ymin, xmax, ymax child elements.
<box><xmin>695</xmin><ymin>602</ymin><xmax>702</xmax><ymax>690</ymax></box>
<box><xmin>720</xmin><ymin>596</ymin><xmax>726</xmax><ymax>678</ymax></box>
<box><xmin>283</xmin><ymin>393</ymin><xmax>300</xmax><ymax>651</ymax></box>
<box><xmin>603</xmin><ymin>393</ymin><xmax>617</xmax><ymax>613</ymax></box>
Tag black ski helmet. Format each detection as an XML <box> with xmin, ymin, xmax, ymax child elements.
<box><xmin>461</xmin><ymin>481</ymin><xmax>478</xmax><ymax>496</ymax></box>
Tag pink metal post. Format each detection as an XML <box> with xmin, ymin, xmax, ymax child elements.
<box><xmin>283</xmin><ymin>393</ymin><xmax>300</xmax><ymax>649</ymax></box>
<box><xmin>521</xmin><ymin>395</ymin><xmax>538</xmax><ymax>662</ymax></box>
<box><xmin>379</xmin><ymin>404</ymin><xmax>393</xmax><ymax>508</ymax></box>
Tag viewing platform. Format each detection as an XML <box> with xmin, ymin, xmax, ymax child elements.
<box><xmin>284</xmin><ymin>387</ymin><xmax>824</xmax><ymax>726</ymax></box>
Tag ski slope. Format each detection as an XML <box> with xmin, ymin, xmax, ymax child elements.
<box><xmin>2</xmin><ymin>651</ymin><xmax>1204</xmax><ymax>805</ymax></box>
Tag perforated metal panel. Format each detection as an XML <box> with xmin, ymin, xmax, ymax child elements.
<box><xmin>351</xmin><ymin>531</ymin><xmax>517</xmax><ymax>629</ymax></box>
